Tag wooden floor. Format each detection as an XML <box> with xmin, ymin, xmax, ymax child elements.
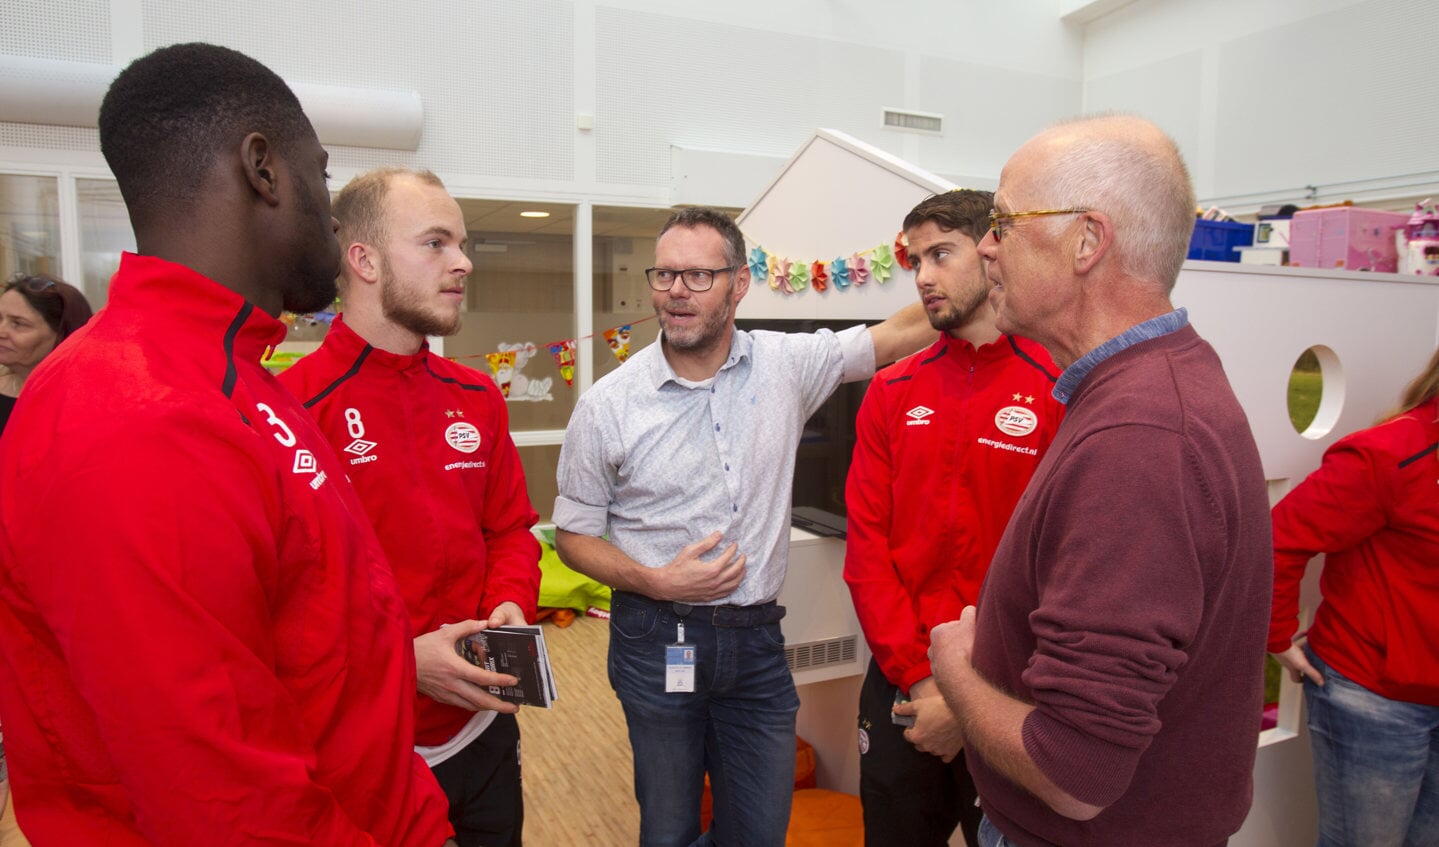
<box><xmin>518</xmin><ymin>617</ymin><xmax>640</xmax><ymax>845</ymax></box>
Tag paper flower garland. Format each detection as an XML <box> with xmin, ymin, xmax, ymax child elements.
<box><xmin>742</xmin><ymin>232</ymin><xmax>905</xmax><ymax>297</ymax></box>
<box><xmin>748</xmin><ymin>246</ymin><xmax>769</xmax><ymax>283</ymax></box>
<box><xmin>871</xmin><ymin>244</ymin><xmax>895</xmax><ymax>283</ymax></box>
<box><xmin>790</xmin><ymin>262</ymin><xmax>809</xmax><ymax>292</ymax></box>
<box><xmin>809</xmin><ymin>261</ymin><xmax>828</xmax><ymax>292</ymax></box>
<box><xmin>771</xmin><ymin>257</ymin><xmax>792</xmax><ymax>293</ymax></box>
<box><xmin>851</xmin><ymin>254</ymin><xmax>870</xmax><ymax>285</ymax></box>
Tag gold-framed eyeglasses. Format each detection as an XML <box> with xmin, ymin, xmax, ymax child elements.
<box><xmin>645</xmin><ymin>266</ymin><xmax>738</xmax><ymax>292</ymax></box>
<box><xmin>988</xmin><ymin>208</ymin><xmax>1089</xmax><ymax>242</ymax></box>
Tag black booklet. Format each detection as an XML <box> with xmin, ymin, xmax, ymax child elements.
<box><xmin>455</xmin><ymin>625</ymin><xmax>558</xmax><ymax>708</ymax></box>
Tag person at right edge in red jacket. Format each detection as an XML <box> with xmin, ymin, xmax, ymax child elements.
<box><xmin>1269</xmin><ymin>345</ymin><xmax>1439</xmax><ymax>847</ymax></box>
<box><xmin>0</xmin><ymin>44</ymin><xmax>453</xmax><ymax>846</ymax></box>
<box><xmin>844</xmin><ymin>189</ymin><xmax>1063</xmax><ymax>847</ymax></box>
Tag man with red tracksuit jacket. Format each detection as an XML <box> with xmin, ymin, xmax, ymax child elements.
<box><xmin>0</xmin><ymin>45</ymin><xmax>452</xmax><ymax>846</ymax></box>
<box><xmin>844</xmin><ymin>190</ymin><xmax>1063</xmax><ymax>847</ymax></box>
<box><xmin>281</xmin><ymin>167</ymin><xmax>540</xmax><ymax>847</ymax></box>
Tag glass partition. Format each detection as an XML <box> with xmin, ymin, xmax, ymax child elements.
<box><xmin>75</xmin><ymin>178</ymin><xmax>135</xmax><ymax>307</ymax></box>
<box><xmin>590</xmin><ymin>206</ymin><xmax>672</xmax><ymax>384</ymax></box>
<box><xmin>0</xmin><ymin>175</ymin><xmax>61</xmax><ymax>280</ymax></box>
<box><xmin>449</xmin><ymin>199</ymin><xmax>577</xmax><ymax>433</ymax></box>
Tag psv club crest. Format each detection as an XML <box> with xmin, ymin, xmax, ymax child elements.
<box><xmin>994</xmin><ymin>405</ymin><xmax>1039</xmax><ymax>437</ymax></box>
<box><xmin>445</xmin><ymin>422</ymin><xmax>482</xmax><ymax>454</ymax></box>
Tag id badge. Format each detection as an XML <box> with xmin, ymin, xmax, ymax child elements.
<box><xmin>665</xmin><ymin>635</ymin><xmax>696</xmax><ymax>694</ymax></box>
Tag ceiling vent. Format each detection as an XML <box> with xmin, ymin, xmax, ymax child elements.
<box><xmin>882</xmin><ymin>108</ymin><xmax>943</xmax><ymax>135</ymax></box>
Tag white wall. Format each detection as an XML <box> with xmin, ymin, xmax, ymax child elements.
<box><xmin>0</xmin><ymin>0</ymin><xmax>1084</xmax><ymax>207</ymax></box>
<box><xmin>1080</xmin><ymin>0</ymin><xmax>1439</xmax><ymax>211</ymax></box>
<box><xmin>6</xmin><ymin>2</ymin><xmax>1436</xmax><ymax>214</ymax></box>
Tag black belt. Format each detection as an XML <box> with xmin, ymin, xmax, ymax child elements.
<box><xmin>615</xmin><ymin>590</ymin><xmax>786</xmax><ymax>627</ymax></box>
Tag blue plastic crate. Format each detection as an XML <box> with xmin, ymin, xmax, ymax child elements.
<box><xmin>1188</xmin><ymin>219</ymin><xmax>1255</xmax><ymax>262</ymax></box>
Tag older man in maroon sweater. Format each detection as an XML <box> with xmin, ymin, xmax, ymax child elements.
<box><xmin>929</xmin><ymin>115</ymin><xmax>1272</xmax><ymax>847</ymax></box>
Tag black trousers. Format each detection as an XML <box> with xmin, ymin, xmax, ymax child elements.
<box><xmin>858</xmin><ymin>658</ymin><xmax>982</xmax><ymax>847</ymax></box>
<box><xmin>430</xmin><ymin>712</ymin><xmax>524</xmax><ymax>847</ymax></box>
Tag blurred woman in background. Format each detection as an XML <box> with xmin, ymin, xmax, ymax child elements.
<box><xmin>1269</xmin><ymin>345</ymin><xmax>1439</xmax><ymax>847</ymax></box>
<box><xmin>0</xmin><ymin>272</ymin><xmax>92</xmax><ymax>845</ymax></box>
<box><xmin>0</xmin><ymin>273</ymin><xmax>94</xmax><ymax>436</ymax></box>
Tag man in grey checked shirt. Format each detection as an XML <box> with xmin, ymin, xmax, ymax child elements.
<box><xmin>554</xmin><ymin>207</ymin><xmax>934</xmax><ymax>847</ymax></box>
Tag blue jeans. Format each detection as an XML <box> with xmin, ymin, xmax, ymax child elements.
<box><xmin>977</xmin><ymin>814</ymin><xmax>1016</xmax><ymax>847</ymax></box>
<box><xmin>608</xmin><ymin>591</ymin><xmax>799</xmax><ymax>847</ymax></box>
<box><xmin>1305</xmin><ymin>647</ymin><xmax>1439</xmax><ymax>847</ymax></box>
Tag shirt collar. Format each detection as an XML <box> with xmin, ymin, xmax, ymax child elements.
<box><xmin>1053</xmin><ymin>307</ymin><xmax>1189</xmax><ymax>404</ymax></box>
<box><xmin>648</xmin><ymin>328</ymin><xmax>750</xmax><ymax>390</ymax></box>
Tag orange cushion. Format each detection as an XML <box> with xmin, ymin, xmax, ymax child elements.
<box><xmin>785</xmin><ymin>789</ymin><xmax>864</xmax><ymax>846</ymax></box>
<box><xmin>701</xmin><ymin>737</ymin><xmax>819</xmax><ymax>830</ymax></box>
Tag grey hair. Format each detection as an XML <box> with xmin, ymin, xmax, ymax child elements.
<box><xmin>1033</xmin><ymin>114</ymin><xmax>1196</xmax><ymax>291</ymax></box>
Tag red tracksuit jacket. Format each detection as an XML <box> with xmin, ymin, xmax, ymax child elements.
<box><xmin>1269</xmin><ymin>397</ymin><xmax>1439</xmax><ymax>706</ymax></box>
<box><xmin>0</xmin><ymin>254</ymin><xmax>450</xmax><ymax>846</ymax></box>
<box><xmin>844</xmin><ymin>333</ymin><xmax>1063</xmax><ymax>692</ymax></box>
<box><xmin>281</xmin><ymin>316</ymin><xmax>541</xmax><ymax>745</ymax></box>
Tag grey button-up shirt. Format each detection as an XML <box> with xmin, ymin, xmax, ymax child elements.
<box><xmin>554</xmin><ymin>325</ymin><xmax>874</xmax><ymax>605</ymax></box>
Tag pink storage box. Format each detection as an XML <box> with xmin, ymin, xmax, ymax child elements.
<box><xmin>1289</xmin><ymin>207</ymin><xmax>1410</xmax><ymax>273</ymax></box>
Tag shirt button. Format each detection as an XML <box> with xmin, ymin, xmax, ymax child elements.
<box><xmin>733</xmin><ymin>504</ymin><xmax>738</xmax><ymax>512</ymax></box>
<box><xmin>715</xmin><ymin>423</ymin><xmax>720</xmax><ymax>432</ymax></box>
<box><xmin>710</xmin><ymin>387</ymin><xmax>716</xmax><ymax>393</ymax></box>
<box><xmin>725</xmin><ymin>464</ymin><xmax>730</xmax><ymax>471</ymax></box>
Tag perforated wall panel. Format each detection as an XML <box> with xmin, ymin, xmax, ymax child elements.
<box><xmin>1213</xmin><ymin>0</ymin><xmax>1439</xmax><ymax>198</ymax></box>
<box><xmin>2</xmin><ymin>0</ymin><xmax>111</xmax><ymax>63</ymax></box>
<box><xmin>138</xmin><ymin>0</ymin><xmax>575</xmax><ymax>180</ymax></box>
<box><xmin>595</xmin><ymin>7</ymin><xmax>907</xmax><ymax>187</ymax></box>
<box><xmin>0</xmin><ymin>123</ymin><xmax>100</xmax><ymax>152</ymax></box>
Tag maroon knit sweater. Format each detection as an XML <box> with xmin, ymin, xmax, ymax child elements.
<box><xmin>970</xmin><ymin>325</ymin><xmax>1272</xmax><ymax>847</ymax></box>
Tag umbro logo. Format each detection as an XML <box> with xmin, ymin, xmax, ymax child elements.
<box><xmin>344</xmin><ymin>438</ymin><xmax>377</xmax><ymax>456</ymax></box>
<box><xmin>293</xmin><ymin>450</ymin><xmax>317</xmax><ymax>474</ymax></box>
<box><xmin>905</xmin><ymin>406</ymin><xmax>934</xmax><ymax>426</ymax></box>
<box><xmin>292</xmin><ymin>449</ymin><xmax>328</xmax><ymax>489</ymax></box>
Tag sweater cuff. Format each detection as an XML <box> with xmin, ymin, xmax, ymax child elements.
<box><xmin>1021</xmin><ymin>708</ymin><xmax>1145</xmax><ymax>808</ymax></box>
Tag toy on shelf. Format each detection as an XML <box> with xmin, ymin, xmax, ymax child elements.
<box><xmin>1399</xmin><ymin>199</ymin><xmax>1439</xmax><ymax>276</ymax></box>
<box><xmin>1289</xmin><ymin>206</ymin><xmax>1410</xmax><ymax>272</ymax></box>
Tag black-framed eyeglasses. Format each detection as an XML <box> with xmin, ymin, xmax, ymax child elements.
<box><xmin>645</xmin><ymin>266</ymin><xmax>738</xmax><ymax>292</ymax></box>
<box><xmin>987</xmin><ymin>208</ymin><xmax>1089</xmax><ymax>242</ymax></box>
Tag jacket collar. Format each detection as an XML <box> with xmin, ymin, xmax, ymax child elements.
<box><xmin>109</xmin><ymin>252</ymin><xmax>285</xmax><ymax>362</ymax></box>
<box><xmin>326</xmin><ymin>314</ymin><xmax>430</xmax><ymax>372</ymax></box>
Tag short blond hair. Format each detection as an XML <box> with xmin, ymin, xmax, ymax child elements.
<box><xmin>333</xmin><ymin>167</ymin><xmax>446</xmax><ymax>252</ymax></box>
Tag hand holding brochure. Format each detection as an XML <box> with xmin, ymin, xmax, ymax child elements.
<box><xmin>455</xmin><ymin>625</ymin><xmax>558</xmax><ymax>708</ymax></box>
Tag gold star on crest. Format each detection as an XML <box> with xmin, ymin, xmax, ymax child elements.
<box><xmin>1012</xmin><ymin>393</ymin><xmax>1022</xmax><ymax>401</ymax></box>
<box><xmin>1025</xmin><ymin>395</ymin><xmax>1035</xmax><ymax>404</ymax></box>
<box><xmin>445</xmin><ymin>410</ymin><xmax>455</xmax><ymax>418</ymax></box>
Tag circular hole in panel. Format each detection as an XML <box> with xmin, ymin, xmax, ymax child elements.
<box><xmin>1287</xmin><ymin>345</ymin><xmax>1343</xmax><ymax>439</ymax></box>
